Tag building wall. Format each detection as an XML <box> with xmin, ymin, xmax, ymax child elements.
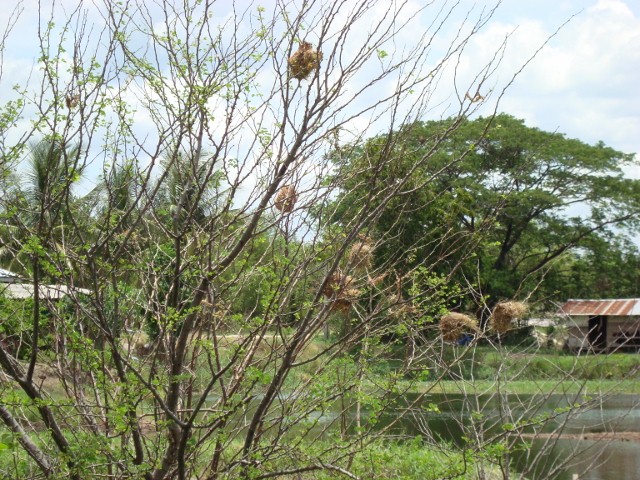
<box><xmin>565</xmin><ymin>326</ymin><xmax>590</xmax><ymax>351</ymax></box>
<box><xmin>560</xmin><ymin>316</ymin><xmax>588</xmax><ymax>351</ymax></box>
<box><xmin>607</xmin><ymin>316</ymin><xmax>640</xmax><ymax>350</ymax></box>
<box><xmin>562</xmin><ymin>315</ymin><xmax>640</xmax><ymax>351</ymax></box>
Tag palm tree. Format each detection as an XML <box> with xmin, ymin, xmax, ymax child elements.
<box><xmin>0</xmin><ymin>139</ymin><xmax>84</xmax><ymax>281</ymax></box>
<box><xmin>144</xmin><ymin>150</ymin><xmax>222</xmax><ymax>321</ymax></box>
<box><xmin>159</xmin><ymin>151</ymin><xmax>218</xmax><ymax>231</ymax></box>
<box><xmin>86</xmin><ymin>159</ymin><xmax>144</xmax><ymax>282</ymax></box>
<box><xmin>88</xmin><ymin>159</ymin><xmax>138</xmax><ymax>234</ymax></box>
<box><xmin>26</xmin><ymin>139</ymin><xmax>81</xmax><ymax>232</ymax></box>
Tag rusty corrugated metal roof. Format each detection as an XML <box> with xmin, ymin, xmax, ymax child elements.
<box><xmin>557</xmin><ymin>299</ymin><xmax>640</xmax><ymax>316</ymax></box>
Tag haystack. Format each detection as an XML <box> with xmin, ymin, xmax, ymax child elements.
<box><xmin>439</xmin><ymin>313</ymin><xmax>478</xmax><ymax>342</ymax></box>
<box><xmin>489</xmin><ymin>301</ymin><xmax>527</xmax><ymax>334</ymax></box>
<box><xmin>275</xmin><ymin>185</ymin><xmax>297</xmax><ymax>213</ymax></box>
<box><xmin>288</xmin><ymin>42</ymin><xmax>323</xmax><ymax>80</ymax></box>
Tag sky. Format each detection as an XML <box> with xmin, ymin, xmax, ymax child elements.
<box><xmin>465</xmin><ymin>0</ymin><xmax>640</xmax><ymax>177</ymax></box>
<box><xmin>0</xmin><ymin>0</ymin><xmax>638</xmax><ymax>181</ymax></box>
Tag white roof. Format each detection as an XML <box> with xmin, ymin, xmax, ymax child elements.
<box><xmin>527</xmin><ymin>317</ymin><xmax>556</xmax><ymax>327</ymax></box>
<box><xmin>0</xmin><ymin>283</ymin><xmax>91</xmax><ymax>300</ymax></box>
<box><xmin>0</xmin><ymin>268</ymin><xmax>22</xmax><ymax>283</ymax></box>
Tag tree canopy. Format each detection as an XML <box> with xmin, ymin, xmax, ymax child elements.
<box><xmin>329</xmin><ymin>113</ymin><xmax>640</xmax><ymax>310</ymax></box>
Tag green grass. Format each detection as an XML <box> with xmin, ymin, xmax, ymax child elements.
<box><xmin>391</xmin><ymin>346</ymin><xmax>640</xmax><ymax>395</ymax></box>
<box><xmin>406</xmin><ymin>379</ymin><xmax>640</xmax><ymax>395</ymax></box>
<box><xmin>480</xmin><ymin>350</ymin><xmax>640</xmax><ymax>380</ymax></box>
<box><xmin>330</xmin><ymin>438</ymin><xmax>476</xmax><ymax>480</ymax></box>
<box><xmin>415</xmin><ymin>345</ymin><xmax>640</xmax><ymax>382</ymax></box>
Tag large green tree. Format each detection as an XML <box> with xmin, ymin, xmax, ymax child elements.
<box><xmin>540</xmin><ymin>234</ymin><xmax>640</xmax><ymax>301</ymax></box>
<box><xmin>329</xmin><ymin>114</ymin><xmax>640</xmax><ymax>309</ymax></box>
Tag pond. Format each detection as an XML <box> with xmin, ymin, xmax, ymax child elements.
<box><xmin>208</xmin><ymin>390</ymin><xmax>640</xmax><ymax>479</ymax></box>
<box><xmin>373</xmin><ymin>392</ymin><xmax>640</xmax><ymax>480</ymax></box>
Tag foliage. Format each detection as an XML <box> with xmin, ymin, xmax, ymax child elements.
<box><xmin>418</xmin><ymin>347</ymin><xmax>640</xmax><ymax>382</ymax></box>
<box><xmin>328</xmin><ymin>114</ymin><xmax>640</xmax><ymax>309</ymax></box>
<box><xmin>326</xmin><ymin>438</ymin><xmax>474</xmax><ymax>480</ymax></box>
<box><xmin>0</xmin><ymin>1</ymin><xmax>634</xmax><ymax>480</ymax></box>
<box><xmin>538</xmin><ymin>234</ymin><xmax>640</xmax><ymax>300</ymax></box>
<box><xmin>0</xmin><ymin>296</ymin><xmax>44</xmax><ymax>360</ymax></box>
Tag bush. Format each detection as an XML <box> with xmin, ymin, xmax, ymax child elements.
<box><xmin>0</xmin><ymin>296</ymin><xmax>44</xmax><ymax>359</ymax></box>
<box><xmin>315</xmin><ymin>438</ymin><xmax>474</xmax><ymax>480</ymax></box>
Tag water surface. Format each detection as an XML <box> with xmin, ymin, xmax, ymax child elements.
<box><xmin>374</xmin><ymin>392</ymin><xmax>640</xmax><ymax>480</ymax></box>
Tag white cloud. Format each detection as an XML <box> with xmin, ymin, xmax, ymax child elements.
<box><xmin>1</xmin><ymin>0</ymin><xmax>638</xmax><ymax>181</ymax></box>
<box><xmin>450</xmin><ymin>0</ymin><xmax>640</xmax><ymax>176</ymax></box>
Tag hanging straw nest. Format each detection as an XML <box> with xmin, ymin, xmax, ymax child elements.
<box><xmin>321</xmin><ymin>272</ymin><xmax>354</xmax><ymax>298</ymax></box>
<box><xmin>439</xmin><ymin>313</ymin><xmax>479</xmax><ymax>342</ymax></box>
<box><xmin>367</xmin><ymin>272</ymin><xmax>387</xmax><ymax>287</ymax></box>
<box><xmin>275</xmin><ymin>185</ymin><xmax>298</xmax><ymax>213</ymax></box>
<box><xmin>65</xmin><ymin>94</ymin><xmax>80</xmax><ymax>109</ymax></box>
<box><xmin>330</xmin><ymin>288</ymin><xmax>361</xmax><ymax>313</ymax></box>
<box><xmin>348</xmin><ymin>236</ymin><xmax>374</xmax><ymax>271</ymax></box>
<box><xmin>288</xmin><ymin>42</ymin><xmax>323</xmax><ymax>80</ymax></box>
<box><xmin>322</xmin><ymin>272</ymin><xmax>360</xmax><ymax>314</ymax></box>
<box><xmin>489</xmin><ymin>301</ymin><xmax>528</xmax><ymax>334</ymax></box>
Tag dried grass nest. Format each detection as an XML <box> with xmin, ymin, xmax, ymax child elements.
<box><xmin>367</xmin><ymin>272</ymin><xmax>387</xmax><ymax>287</ymax></box>
<box><xmin>275</xmin><ymin>185</ymin><xmax>297</xmax><ymax>213</ymax></box>
<box><xmin>489</xmin><ymin>301</ymin><xmax>528</xmax><ymax>334</ymax></box>
<box><xmin>439</xmin><ymin>313</ymin><xmax>479</xmax><ymax>342</ymax></box>
<box><xmin>288</xmin><ymin>42</ymin><xmax>323</xmax><ymax>80</ymax></box>
<box><xmin>348</xmin><ymin>236</ymin><xmax>374</xmax><ymax>270</ymax></box>
<box><xmin>65</xmin><ymin>94</ymin><xmax>80</xmax><ymax>109</ymax></box>
<box><xmin>322</xmin><ymin>271</ymin><xmax>360</xmax><ymax>313</ymax></box>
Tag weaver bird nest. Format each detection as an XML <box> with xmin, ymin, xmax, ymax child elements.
<box><xmin>439</xmin><ymin>313</ymin><xmax>479</xmax><ymax>342</ymax></box>
<box><xmin>275</xmin><ymin>185</ymin><xmax>298</xmax><ymax>213</ymax></box>
<box><xmin>489</xmin><ymin>301</ymin><xmax>527</xmax><ymax>334</ymax></box>
<box><xmin>322</xmin><ymin>272</ymin><xmax>360</xmax><ymax>314</ymax></box>
<box><xmin>348</xmin><ymin>236</ymin><xmax>374</xmax><ymax>271</ymax></box>
<box><xmin>288</xmin><ymin>42</ymin><xmax>323</xmax><ymax>80</ymax></box>
<box><xmin>367</xmin><ymin>272</ymin><xmax>387</xmax><ymax>287</ymax></box>
<box><xmin>65</xmin><ymin>94</ymin><xmax>80</xmax><ymax>109</ymax></box>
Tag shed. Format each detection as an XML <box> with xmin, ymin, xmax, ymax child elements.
<box><xmin>556</xmin><ymin>299</ymin><xmax>640</xmax><ymax>352</ymax></box>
